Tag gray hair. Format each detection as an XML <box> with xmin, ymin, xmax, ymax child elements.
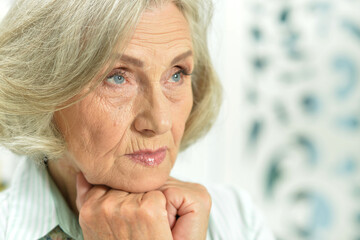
<box><xmin>0</xmin><ymin>0</ymin><xmax>222</xmax><ymax>163</ymax></box>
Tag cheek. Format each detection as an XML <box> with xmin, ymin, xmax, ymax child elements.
<box><xmin>171</xmin><ymin>89</ymin><xmax>193</xmax><ymax>146</ymax></box>
<box><xmin>55</xmin><ymin>95</ymin><xmax>134</xmax><ymax>170</ymax></box>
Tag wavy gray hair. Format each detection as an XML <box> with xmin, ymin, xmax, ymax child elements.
<box><xmin>0</xmin><ymin>0</ymin><xmax>222</xmax><ymax>163</ymax></box>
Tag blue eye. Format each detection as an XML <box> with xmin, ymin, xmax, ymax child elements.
<box><xmin>106</xmin><ymin>74</ymin><xmax>125</xmax><ymax>85</ymax></box>
<box><xmin>170</xmin><ymin>71</ymin><xmax>182</xmax><ymax>83</ymax></box>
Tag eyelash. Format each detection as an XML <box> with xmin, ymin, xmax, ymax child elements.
<box><xmin>105</xmin><ymin>69</ymin><xmax>129</xmax><ymax>85</ymax></box>
<box><xmin>172</xmin><ymin>67</ymin><xmax>192</xmax><ymax>82</ymax></box>
<box><xmin>176</xmin><ymin>66</ymin><xmax>191</xmax><ymax>76</ymax></box>
<box><xmin>105</xmin><ymin>66</ymin><xmax>192</xmax><ymax>87</ymax></box>
<box><xmin>110</xmin><ymin>69</ymin><xmax>127</xmax><ymax>78</ymax></box>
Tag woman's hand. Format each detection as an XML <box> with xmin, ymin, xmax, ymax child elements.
<box><xmin>159</xmin><ymin>177</ymin><xmax>212</xmax><ymax>240</ymax></box>
<box><xmin>76</xmin><ymin>173</ymin><xmax>211</xmax><ymax>240</ymax></box>
<box><xmin>75</xmin><ymin>173</ymin><xmax>173</xmax><ymax>240</ymax></box>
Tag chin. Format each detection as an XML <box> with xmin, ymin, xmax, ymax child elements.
<box><xmin>113</xmin><ymin>172</ymin><xmax>170</xmax><ymax>193</ymax></box>
<box><xmin>109</xmin><ymin>152</ymin><xmax>174</xmax><ymax>193</ymax></box>
<box><xmin>83</xmin><ymin>152</ymin><xmax>175</xmax><ymax>193</ymax></box>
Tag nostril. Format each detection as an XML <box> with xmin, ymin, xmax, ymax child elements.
<box><xmin>133</xmin><ymin>114</ymin><xmax>172</xmax><ymax>136</ymax></box>
<box><xmin>141</xmin><ymin>129</ymin><xmax>157</xmax><ymax>137</ymax></box>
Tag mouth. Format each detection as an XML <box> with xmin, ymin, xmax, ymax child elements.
<box><xmin>125</xmin><ymin>147</ymin><xmax>168</xmax><ymax>167</ymax></box>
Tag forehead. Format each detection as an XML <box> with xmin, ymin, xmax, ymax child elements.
<box><xmin>124</xmin><ymin>3</ymin><xmax>193</xmax><ymax>60</ymax></box>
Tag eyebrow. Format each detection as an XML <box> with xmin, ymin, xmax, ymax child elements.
<box><xmin>170</xmin><ymin>50</ymin><xmax>193</xmax><ymax>65</ymax></box>
<box><xmin>120</xmin><ymin>55</ymin><xmax>144</xmax><ymax>68</ymax></box>
<box><xmin>118</xmin><ymin>50</ymin><xmax>193</xmax><ymax>68</ymax></box>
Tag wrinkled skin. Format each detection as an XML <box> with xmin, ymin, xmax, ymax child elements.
<box><xmin>48</xmin><ymin>3</ymin><xmax>211</xmax><ymax>239</ymax></box>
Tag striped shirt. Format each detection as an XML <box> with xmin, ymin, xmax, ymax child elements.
<box><xmin>0</xmin><ymin>158</ymin><xmax>275</xmax><ymax>239</ymax></box>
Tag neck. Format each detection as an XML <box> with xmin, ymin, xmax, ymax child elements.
<box><xmin>47</xmin><ymin>157</ymin><xmax>79</xmax><ymax>215</ymax></box>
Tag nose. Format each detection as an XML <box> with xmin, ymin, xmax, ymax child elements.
<box><xmin>133</xmin><ymin>87</ymin><xmax>172</xmax><ymax>136</ymax></box>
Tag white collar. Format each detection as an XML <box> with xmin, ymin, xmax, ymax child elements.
<box><xmin>5</xmin><ymin>158</ymin><xmax>83</xmax><ymax>239</ymax></box>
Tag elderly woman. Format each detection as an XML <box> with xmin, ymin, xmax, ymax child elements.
<box><xmin>0</xmin><ymin>0</ymin><xmax>274</xmax><ymax>239</ymax></box>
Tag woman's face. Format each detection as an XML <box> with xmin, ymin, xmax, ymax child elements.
<box><xmin>54</xmin><ymin>3</ymin><xmax>194</xmax><ymax>192</ymax></box>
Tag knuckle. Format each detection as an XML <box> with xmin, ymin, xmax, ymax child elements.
<box><xmin>140</xmin><ymin>191</ymin><xmax>167</xmax><ymax>219</ymax></box>
<box><xmin>79</xmin><ymin>202</ymin><xmax>95</xmax><ymax>226</ymax></box>
<box><xmin>100</xmin><ymin>196</ymin><xmax>117</xmax><ymax>218</ymax></box>
<box><xmin>120</xmin><ymin>202</ymin><xmax>136</xmax><ymax>218</ymax></box>
<box><xmin>162</xmin><ymin>186</ymin><xmax>177</xmax><ymax>196</ymax></box>
<box><xmin>194</xmin><ymin>184</ymin><xmax>212</xmax><ymax>208</ymax></box>
<box><xmin>193</xmin><ymin>182</ymin><xmax>207</xmax><ymax>191</ymax></box>
<box><xmin>138</xmin><ymin>206</ymin><xmax>156</xmax><ymax>220</ymax></box>
<box><xmin>146</xmin><ymin>190</ymin><xmax>167</xmax><ymax>206</ymax></box>
<box><xmin>203</xmin><ymin>191</ymin><xmax>212</xmax><ymax>209</ymax></box>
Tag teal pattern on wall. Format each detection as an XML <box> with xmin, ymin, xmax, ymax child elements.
<box><xmin>243</xmin><ymin>0</ymin><xmax>360</xmax><ymax>239</ymax></box>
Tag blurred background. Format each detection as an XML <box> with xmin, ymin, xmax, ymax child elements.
<box><xmin>1</xmin><ymin>0</ymin><xmax>360</xmax><ymax>239</ymax></box>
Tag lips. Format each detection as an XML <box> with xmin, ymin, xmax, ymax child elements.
<box><xmin>126</xmin><ymin>147</ymin><xmax>167</xmax><ymax>167</ymax></box>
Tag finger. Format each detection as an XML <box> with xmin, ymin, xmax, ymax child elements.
<box><xmin>160</xmin><ymin>188</ymin><xmax>185</xmax><ymax>229</ymax></box>
<box><xmin>76</xmin><ymin>172</ymin><xmax>93</xmax><ymax>210</ymax></box>
<box><xmin>166</xmin><ymin>200</ymin><xmax>178</xmax><ymax>229</ymax></box>
<box><xmin>75</xmin><ymin>172</ymin><xmax>108</xmax><ymax>211</ymax></box>
<box><xmin>141</xmin><ymin>190</ymin><xmax>167</xmax><ymax>208</ymax></box>
<box><xmin>162</xmin><ymin>188</ymin><xmax>200</xmax><ymax>238</ymax></box>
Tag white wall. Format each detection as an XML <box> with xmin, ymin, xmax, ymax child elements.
<box><xmin>1</xmin><ymin>0</ymin><xmax>359</xmax><ymax>239</ymax></box>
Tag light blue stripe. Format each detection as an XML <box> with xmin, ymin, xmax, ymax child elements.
<box><xmin>1</xmin><ymin>159</ymin><xmax>275</xmax><ymax>240</ymax></box>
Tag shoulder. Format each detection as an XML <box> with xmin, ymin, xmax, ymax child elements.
<box><xmin>0</xmin><ymin>158</ymin><xmax>58</xmax><ymax>240</ymax></box>
<box><xmin>0</xmin><ymin>187</ymin><xmax>10</xmax><ymax>205</ymax></box>
<box><xmin>0</xmin><ymin>158</ymin><xmax>28</xmax><ymax>239</ymax></box>
<box><xmin>205</xmin><ymin>184</ymin><xmax>275</xmax><ymax>240</ymax></box>
<box><xmin>0</xmin><ymin>188</ymin><xmax>10</xmax><ymax>238</ymax></box>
